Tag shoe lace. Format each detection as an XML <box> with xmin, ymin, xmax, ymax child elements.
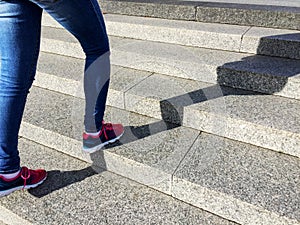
<box><xmin>20</xmin><ymin>167</ymin><xmax>31</xmax><ymax>190</ymax></box>
<box><xmin>101</xmin><ymin>121</ymin><xmax>113</xmax><ymax>140</ymax></box>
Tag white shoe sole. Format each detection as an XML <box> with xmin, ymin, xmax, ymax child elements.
<box><xmin>83</xmin><ymin>131</ymin><xmax>124</xmax><ymax>154</ymax></box>
<box><xmin>0</xmin><ymin>175</ymin><xmax>47</xmax><ymax>198</ymax></box>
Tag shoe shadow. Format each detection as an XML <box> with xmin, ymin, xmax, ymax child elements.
<box><xmin>29</xmin><ymin>166</ymin><xmax>101</xmax><ymax>198</ymax></box>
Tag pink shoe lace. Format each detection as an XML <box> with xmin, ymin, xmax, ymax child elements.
<box><xmin>20</xmin><ymin>167</ymin><xmax>31</xmax><ymax>190</ymax></box>
<box><xmin>101</xmin><ymin>121</ymin><xmax>114</xmax><ymax>140</ymax></box>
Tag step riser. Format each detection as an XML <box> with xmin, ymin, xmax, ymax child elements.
<box><xmin>196</xmin><ymin>6</ymin><xmax>300</xmax><ymax>30</ymax></box>
<box><xmin>98</xmin><ymin>0</ymin><xmax>300</xmax><ymax>30</ymax></box>
<box><xmin>183</xmin><ymin>110</ymin><xmax>300</xmax><ymax>158</ymax></box>
<box><xmin>19</xmin><ymin>122</ymin><xmax>299</xmax><ymax>225</ymax></box>
<box><xmin>42</xmin><ymin>14</ymin><xmax>300</xmax><ymax>60</ymax></box>
<box><xmin>40</xmin><ymin>38</ymin><xmax>300</xmax><ymax>102</ymax></box>
<box><xmin>217</xmin><ymin>68</ymin><xmax>300</xmax><ymax>100</ymax></box>
<box><xmin>172</xmin><ymin>178</ymin><xmax>297</xmax><ymax>225</ymax></box>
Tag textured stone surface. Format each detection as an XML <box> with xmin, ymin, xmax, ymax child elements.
<box><xmin>109</xmin><ymin>37</ymin><xmax>244</xmax><ymax>84</ymax></box>
<box><xmin>96</xmin><ymin>126</ymin><xmax>199</xmax><ymax>193</ymax></box>
<box><xmin>41</xmin><ymin>26</ymin><xmax>300</xmax><ymax>100</ymax></box>
<box><xmin>99</xmin><ymin>0</ymin><xmax>197</xmax><ymax>21</ymax></box>
<box><xmin>217</xmin><ymin>54</ymin><xmax>300</xmax><ymax>99</ymax></box>
<box><xmin>183</xmin><ymin>89</ymin><xmax>300</xmax><ymax>158</ymax></box>
<box><xmin>43</xmin><ymin>12</ymin><xmax>300</xmax><ymax>62</ymax></box>
<box><xmin>0</xmin><ymin>206</ymin><xmax>32</xmax><ymax>225</ymax></box>
<box><xmin>104</xmin><ymin>14</ymin><xmax>248</xmax><ymax>52</ymax></box>
<box><xmin>36</xmin><ymin>52</ymin><xmax>152</xmax><ymax>108</ymax></box>
<box><xmin>21</xmin><ymin>87</ymin><xmax>200</xmax><ymax>192</ymax></box>
<box><xmin>241</xmin><ymin>27</ymin><xmax>300</xmax><ymax>59</ymax></box>
<box><xmin>196</xmin><ymin>4</ymin><xmax>300</xmax><ymax>30</ymax></box>
<box><xmin>43</xmin><ymin>12</ymin><xmax>300</xmax><ymax>59</ymax></box>
<box><xmin>96</xmin><ymin>0</ymin><xmax>300</xmax><ymax>29</ymax></box>
<box><xmin>18</xmin><ymin>87</ymin><xmax>300</xmax><ymax>224</ymax></box>
<box><xmin>23</xmin><ymin>86</ymin><xmax>157</xmax><ymax>142</ymax></box>
<box><xmin>188</xmin><ymin>0</ymin><xmax>300</xmax><ymax>7</ymax></box>
<box><xmin>0</xmin><ymin>138</ymin><xmax>237</xmax><ymax>225</ymax></box>
<box><xmin>173</xmin><ymin>133</ymin><xmax>300</xmax><ymax>225</ymax></box>
<box><xmin>125</xmin><ymin>73</ymin><xmax>212</xmax><ymax>123</ymax></box>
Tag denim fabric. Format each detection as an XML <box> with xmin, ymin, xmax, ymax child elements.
<box><xmin>0</xmin><ymin>0</ymin><xmax>110</xmax><ymax>173</ymax></box>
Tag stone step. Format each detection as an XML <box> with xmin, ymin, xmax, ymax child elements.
<box><xmin>40</xmin><ymin>26</ymin><xmax>300</xmax><ymax>101</ymax></box>
<box><xmin>0</xmin><ymin>138</ymin><xmax>238</xmax><ymax>225</ymax></box>
<box><xmin>35</xmin><ymin>51</ymin><xmax>300</xmax><ymax>158</ymax></box>
<box><xmin>18</xmin><ymin>86</ymin><xmax>300</xmax><ymax>225</ymax></box>
<box><xmin>96</xmin><ymin>0</ymin><xmax>300</xmax><ymax>30</ymax></box>
<box><xmin>42</xmin><ymin>13</ymin><xmax>300</xmax><ymax>60</ymax></box>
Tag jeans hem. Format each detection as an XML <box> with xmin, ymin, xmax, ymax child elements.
<box><xmin>0</xmin><ymin>167</ymin><xmax>21</xmax><ymax>174</ymax></box>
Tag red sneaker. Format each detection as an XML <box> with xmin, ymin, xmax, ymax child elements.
<box><xmin>0</xmin><ymin>167</ymin><xmax>47</xmax><ymax>197</ymax></box>
<box><xmin>83</xmin><ymin>121</ymin><xmax>124</xmax><ymax>153</ymax></box>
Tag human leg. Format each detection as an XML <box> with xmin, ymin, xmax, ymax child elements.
<box><xmin>29</xmin><ymin>0</ymin><xmax>124</xmax><ymax>152</ymax></box>
<box><xmin>0</xmin><ymin>0</ymin><xmax>47</xmax><ymax>196</ymax></box>
<box><xmin>30</xmin><ymin>0</ymin><xmax>111</xmax><ymax>132</ymax></box>
<box><xmin>0</xmin><ymin>0</ymin><xmax>42</xmax><ymax>173</ymax></box>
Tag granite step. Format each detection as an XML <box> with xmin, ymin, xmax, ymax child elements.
<box><xmin>18</xmin><ymin>86</ymin><xmax>300</xmax><ymax>225</ymax></box>
<box><xmin>40</xmin><ymin>26</ymin><xmax>300</xmax><ymax>101</ymax></box>
<box><xmin>35</xmin><ymin>51</ymin><xmax>300</xmax><ymax>158</ymax></box>
<box><xmin>96</xmin><ymin>0</ymin><xmax>300</xmax><ymax>30</ymax></box>
<box><xmin>0</xmin><ymin>138</ymin><xmax>239</xmax><ymax>225</ymax></box>
<box><xmin>43</xmin><ymin>13</ymin><xmax>300</xmax><ymax>60</ymax></box>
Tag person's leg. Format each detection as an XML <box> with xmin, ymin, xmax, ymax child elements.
<box><xmin>30</xmin><ymin>0</ymin><xmax>110</xmax><ymax>132</ymax></box>
<box><xmin>0</xmin><ymin>0</ymin><xmax>42</xmax><ymax>174</ymax></box>
<box><xmin>0</xmin><ymin>0</ymin><xmax>47</xmax><ymax>197</ymax></box>
<box><xmin>29</xmin><ymin>0</ymin><xmax>124</xmax><ymax>152</ymax></box>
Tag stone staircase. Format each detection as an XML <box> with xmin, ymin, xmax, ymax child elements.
<box><xmin>1</xmin><ymin>1</ymin><xmax>299</xmax><ymax>224</ymax></box>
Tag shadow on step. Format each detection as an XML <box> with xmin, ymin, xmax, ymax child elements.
<box><xmin>159</xmin><ymin>33</ymin><xmax>300</xmax><ymax>125</ymax></box>
<box><xmin>29</xmin><ymin>166</ymin><xmax>100</xmax><ymax>197</ymax></box>
<box><xmin>256</xmin><ymin>33</ymin><xmax>300</xmax><ymax>60</ymax></box>
<box><xmin>217</xmin><ymin>55</ymin><xmax>300</xmax><ymax>94</ymax></box>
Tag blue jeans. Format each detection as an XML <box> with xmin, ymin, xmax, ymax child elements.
<box><xmin>0</xmin><ymin>0</ymin><xmax>110</xmax><ymax>173</ymax></box>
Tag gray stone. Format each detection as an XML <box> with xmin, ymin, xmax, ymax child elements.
<box><xmin>23</xmin><ymin>86</ymin><xmax>81</xmax><ymax>140</ymax></box>
<box><xmin>125</xmin><ymin>73</ymin><xmax>212</xmax><ymax>123</ymax></box>
<box><xmin>43</xmin><ymin>13</ymin><xmax>300</xmax><ymax>59</ymax></box>
<box><xmin>241</xmin><ymin>27</ymin><xmax>300</xmax><ymax>60</ymax></box>
<box><xmin>103</xmin><ymin>14</ymin><xmax>248</xmax><ymax>52</ymax></box>
<box><xmin>183</xmin><ymin>88</ymin><xmax>300</xmax><ymax>158</ymax></box>
<box><xmin>187</xmin><ymin>0</ymin><xmax>300</xmax><ymax>7</ymax></box>
<box><xmin>18</xmin><ymin>87</ymin><xmax>300</xmax><ymax>224</ymax></box>
<box><xmin>94</xmin><ymin>126</ymin><xmax>199</xmax><ymax>193</ymax></box>
<box><xmin>21</xmin><ymin>86</ymin><xmax>200</xmax><ymax>193</ymax></box>
<box><xmin>35</xmin><ymin>52</ymin><xmax>152</xmax><ymax>108</ymax></box>
<box><xmin>41</xmin><ymin>26</ymin><xmax>84</xmax><ymax>58</ymax></box>
<box><xmin>37</xmin><ymin>52</ymin><xmax>83</xmax><ymax>81</ymax></box>
<box><xmin>0</xmin><ymin>138</ymin><xmax>237</xmax><ymax>225</ymax></box>
<box><xmin>0</xmin><ymin>205</ymin><xmax>32</xmax><ymax>225</ymax></box>
<box><xmin>23</xmin><ymin>86</ymin><xmax>157</xmax><ymax>142</ymax></box>
<box><xmin>195</xmin><ymin>3</ymin><xmax>300</xmax><ymax>30</ymax></box>
<box><xmin>217</xmin><ymin>54</ymin><xmax>300</xmax><ymax>99</ymax></box>
<box><xmin>99</xmin><ymin>0</ymin><xmax>197</xmax><ymax>21</ymax></box>
<box><xmin>97</xmin><ymin>0</ymin><xmax>300</xmax><ymax>29</ymax></box>
<box><xmin>108</xmin><ymin>66</ymin><xmax>153</xmax><ymax>109</ymax></box>
<box><xmin>173</xmin><ymin>133</ymin><xmax>300</xmax><ymax>225</ymax></box>
<box><xmin>41</xmin><ymin>26</ymin><xmax>300</xmax><ymax>100</ymax></box>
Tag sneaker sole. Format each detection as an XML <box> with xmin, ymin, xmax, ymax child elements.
<box><xmin>0</xmin><ymin>175</ymin><xmax>47</xmax><ymax>198</ymax></box>
<box><xmin>82</xmin><ymin>131</ymin><xmax>124</xmax><ymax>154</ymax></box>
